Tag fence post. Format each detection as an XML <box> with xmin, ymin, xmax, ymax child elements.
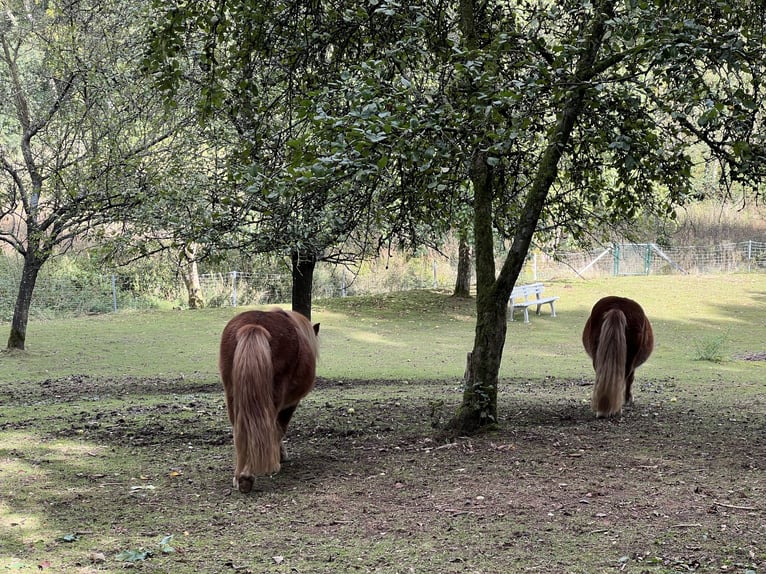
<box><xmin>613</xmin><ymin>243</ymin><xmax>621</xmax><ymax>276</ymax></box>
<box><xmin>230</xmin><ymin>271</ymin><xmax>238</xmax><ymax>307</ymax></box>
<box><xmin>111</xmin><ymin>274</ymin><xmax>118</xmax><ymax>312</ymax></box>
<box><xmin>748</xmin><ymin>240</ymin><xmax>752</xmax><ymax>272</ymax></box>
<box><xmin>644</xmin><ymin>243</ymin><xmax>652</xmax><ymax>275</ymax></box>
<box><xmin>341</xmin><ymin>271</ymin><xmax>347</xmax><ymax>297</ymax></box>
<box><xmin>433</xmin><ymin>260</ymin><xmax>438</xmax><ymax>288</ymax></box>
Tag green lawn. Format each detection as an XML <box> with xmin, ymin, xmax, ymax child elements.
<box><xmin>2</xmin><ymin>274</ymin><xmax>763</xmax><ymax>388</ymax></box>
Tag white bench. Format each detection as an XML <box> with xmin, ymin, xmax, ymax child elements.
<box><xmin>509</xmin><ymin>283</ymin><xmax>559</xmax><ymax>323</ymax></box>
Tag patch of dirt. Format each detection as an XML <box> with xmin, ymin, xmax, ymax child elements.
<box><xmin>1</xmin><ymin>375</ymin><xmax>764</xmax><ymax>573</ymax></box>
<box><xmin>737</xmin><ymin>351</ymin><xmax>766</xmax><ymax>361</ymax></box>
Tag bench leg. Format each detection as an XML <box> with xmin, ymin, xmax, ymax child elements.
<box><xmin>550</xmin><ymin>302</ymin><xmax>556</xmax><ymax>317</ymax></box>
<box><xmin>523</xmin><ymin>308</ymin><xmax>530</xmax><ymax>323</ymax></box>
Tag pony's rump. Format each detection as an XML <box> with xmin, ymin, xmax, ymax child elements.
<box><xmin>219</xmin><ymin>309</ymin><xmax>319</xmax><ymax>493</ymax></box>
<box><xmin>582</xmin><ymin>296</ymin><xmax>653</xmax><ymax>418</ymax></box>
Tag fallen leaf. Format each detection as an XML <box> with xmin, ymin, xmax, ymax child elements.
<box><xmin>115</xmin><ymin>549</ymin><xmax>152</xmax><ymax>562</ymax></box>
<box><xmin>89</xmin><ymin>553</ymin><xmax>106</xmax><ymax>564</ymax></box>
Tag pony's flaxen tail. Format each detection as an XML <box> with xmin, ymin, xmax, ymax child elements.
<box><xmin>592</xmin><ymin>309</ymin><xmax>627</xmax><ymax>418</ymax></box>
<box><xmin>231</xmin><ymin>324</ymin><xmax>281</xmax><ymax>491</ymax></box>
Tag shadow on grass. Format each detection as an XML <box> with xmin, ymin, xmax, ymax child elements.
<box><xmin>1</xmin><ymin>373</ymin><xmax>764</xmax><ymax>573</ymax></box>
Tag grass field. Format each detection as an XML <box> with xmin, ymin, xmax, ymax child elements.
<box><xmin>0</xmin><ymin>274</ymin><xmax>764</xmax><ymax>573</ymax></box>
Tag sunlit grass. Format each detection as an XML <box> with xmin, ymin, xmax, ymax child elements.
<box><xmin>1</xmin><ymin>274</ymin><xmax>764</xmax><ymax>387</ymax></box>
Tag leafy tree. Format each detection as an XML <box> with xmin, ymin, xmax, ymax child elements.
<box><xmin>144</xmin><ymin>1</ymin><xmax>463</xmax><ymax>320</ymax></box>
<box><xmin>294</xmin><ymin>0</ymin><xmax>765</xmax><ymax>433</ymax></box>
<box><xmin>448</xmin><ymin>0</ymin><xmax>765</xmax><ymax>433</ymax></box>
<box><xmin>0</xmin><ymin>0</ymin><xmax>185</xmax><ymax>349</ymax></box>
<box><xmin>146</xmin><ymin>0</ymin><xmax>764</xmax><ymax>433</ymax></box>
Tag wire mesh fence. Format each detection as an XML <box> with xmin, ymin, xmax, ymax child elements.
<box><xmin>0</xmin><ymin>241</ymin><xmax>764</xmax><ymax>321</ymax></box>
<box><xmin>524</xmin><ymin>240</ymin><xmax>766</xmax><ymax>280</ymax></box>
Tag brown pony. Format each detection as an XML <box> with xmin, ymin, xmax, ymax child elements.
<box><xmin>219</xmin><ymin>309</ymin><xmax>319</xmax><ymax>493</ymax></box>
<box><xmin>582</xmin><ymin>296</ymin><xmax>653</xmax><ymax>418</ymax></box>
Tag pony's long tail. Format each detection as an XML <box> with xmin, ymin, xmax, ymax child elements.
<box><xmin>592</xmin><ymin>309</ymin><xmax>627</xmax><ymax>418</ymax></box>
<box><xmin>231</xmin><ymin>324</ymin><xmax>281</xmax><ymax>490</ymax></box>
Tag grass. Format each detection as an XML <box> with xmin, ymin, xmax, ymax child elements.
<box><xmin>4</xmin><ymin>273</ymin><xmax>764</xmax><ymax>385</ymax></box>
<box><xmin>0</xmin><ymin>274</ymin><xmax>765</xmax><ymax>573</ymax></box>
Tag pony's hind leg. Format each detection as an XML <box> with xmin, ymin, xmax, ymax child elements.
<box><xmin>277</xmin><ymin>405</ymin><xmax>298</xmax><ymax>462</ymax></box>
<box><xmin>235</xmin><ymin>475</ymin><xmax>254</xmax><ymax>494</ymax></box>
<box><xmin>624</xmin><ymin>370</ymin><xmax>636</xmax><ymax>407</ymax></box>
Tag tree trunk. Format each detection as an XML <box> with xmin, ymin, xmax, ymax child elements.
<box><xmin>7</xmin><ymin>254</ymin><xmax>44</xmax><ymax>351</ymax></box>
<box><xmin>453</xmin><ymin>231</ymin><xmax>472</xmax><ymax>298</ymax></box>
<box><xmin>179</xmin><ymin>244</ymin><xmax>204</xmax><ymax>309</ymax></box>
<box><xmin>446</xmin><ymin>0</ymin><xmax>615</xmax><ymax>436</ymax></box>
<box><xmin>446</xmin><ymin>149</ymin><xmax>505</xmax><ymax>433</ymax></box>
<box><xmin>291</xmin><ymin>251</ymin><xmax>316</xmax><ymax>320</ymax></box>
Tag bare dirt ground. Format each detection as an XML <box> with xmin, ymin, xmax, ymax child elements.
<box><xmin>1</xmin><ymin>373</ymin><xmax>764</xmax><ymax>573</ymax></box>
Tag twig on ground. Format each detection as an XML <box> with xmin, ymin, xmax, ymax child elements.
<box><xmin>714</xmin><ymin>501</ymin><xmax>758</xmax><ymax>511</ymax></box>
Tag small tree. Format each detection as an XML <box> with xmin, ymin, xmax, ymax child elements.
<box><xmin>0</xmin><ymin>0</ymin><xmax>184</xmax><ymax>349</ymax></box>
<box><xmin>453</xmin><ymin>231</ymin><xmax>472</xmax><ymax>299</ymax></box>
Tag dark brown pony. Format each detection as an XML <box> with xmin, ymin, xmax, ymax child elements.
<box><xmin>582</xmin><ymin>296</ymin><xmax>653</xmax><ymax>418</ymax></box>
<box><xmin>219</xmin><ymin>309</ymin><xmax>319</xmax><ymax>493</ymax></box>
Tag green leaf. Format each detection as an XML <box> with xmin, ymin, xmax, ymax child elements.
<box><xmin>115</xmin><ymin>549</ymin><xmax>153</xmax><ymax>562</ymax></box>
<box><xmin>159</xmin><ymin>535</ymin><xmax>176</xmax><ymax>554</ymax></box>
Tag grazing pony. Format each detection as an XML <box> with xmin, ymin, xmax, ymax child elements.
<box><xmin>219</xmin><ymin>309</ymin><xmax>319</xmax><ymax>493</ymax></box>
<box><xmin>582</xmin><ymin>296</ymin><xmax>653</xmax><ymax>418</ymax></box>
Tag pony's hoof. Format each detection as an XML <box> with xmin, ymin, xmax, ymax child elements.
<box><xmin>236</xmin><ymin>475</ymin><xmax>254</xmax><ymax>494</ymax></box>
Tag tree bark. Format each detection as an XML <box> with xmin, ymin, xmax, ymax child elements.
<box><xmin>7</xmin><ymin>253</ymin><xmax>44</xmax><ymax>350</ymax></box>
<box><xmin>179</xmin><ymin>244</ymin><xmax>204</xmax><ymax>309</ymax></box>
<box><xmin>453</xmin><ymin>231</ymin><xmax>472</xmax><ymax>298</ymax></box>
<box><xmin>291</xmin><ymin>251</ymin><xmax>316</xmax><ymax>320</ymax></box>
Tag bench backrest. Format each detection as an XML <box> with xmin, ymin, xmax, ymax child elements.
<box><xmin>510</xmin><ymin>283</ymin><xmax>545</xmax><ymax>301</ymax></box>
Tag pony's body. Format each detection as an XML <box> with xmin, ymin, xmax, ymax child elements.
<box><xmin>582</xmin><ymin>296</ymin><xmax>653</xmax><ymax>418</ymax></box>
<box><xmin>219</xmin><ymin>309</ymin><xmax>319</xmax><ymax>493</ymax></box>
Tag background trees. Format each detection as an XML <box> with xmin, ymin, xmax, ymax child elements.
<box><xmin>0</xmin><ymin>0</ymin><xmax>186</xmax><ymax>349</ymax></box>
<box><xmin>146</xmin><ymin>0</ymin><xmax>764</xmax><ymax>434</ymax></box>
<box><xmin>145</xmin><ymin>1</ymin><xmax>467</xmax><ymax>319</ymax></box>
